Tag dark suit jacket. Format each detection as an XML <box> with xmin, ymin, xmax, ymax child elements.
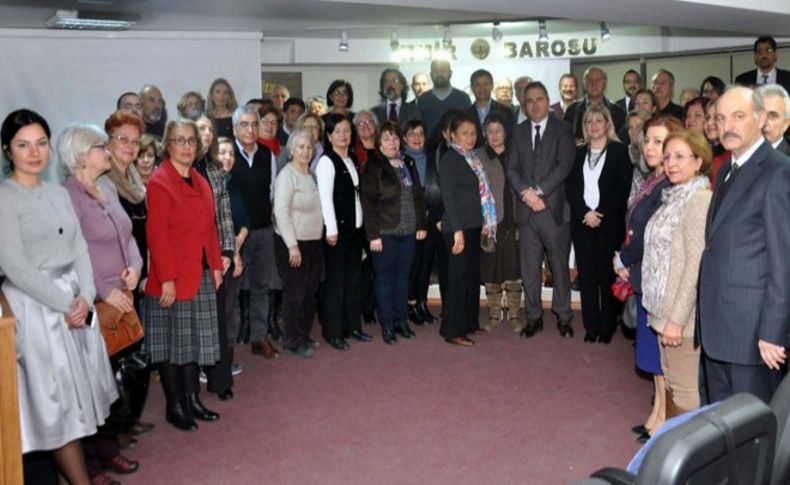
<box><xmin>774</xmin><ymin>138</ymin><xmax>790</xmax><ymax>156</ymax></box>
<box><xmin>371</xmin><ymin>101</ymin><xmax>422</xmax><ymax>132</ymax></box>
<box><xmin>734</xmin><ymin>68</ymin><xmax>790</xmax><ymax>93</ymax></box>
<box><xmin>359</xmin><ymin>152</ymin><xmax>426</xmax><ymax>240</ymax></box>
<box><xmin>550</xmin><ymin>102</ymin><xmax>566</xmax><ymax>121</ymax></box>
<box><xmin>464</xmin><ymin>99</ymin><xmax>514</xmax><ymax>148</ymax></box>
<box><xmin>614</xmin><ymin>97</ymin><xmax>630</xmax><ymax>113</ymax></box>
<box><xmin>565</xmin><ymin>142</ymin><xmax>633</xmax><ymax>237</ymax></box>
<box><xmin>699</xmin><ymin>141</ymin><xmax>790</xmax><ymax>364</ymax></box>
<box><xmin>505</xmin><ymin>116</ymin><xmax>575</xmax><ymax>226</ymax></box>
<box><xmin>438</xmin><ymin>149</ymin><xmax>484</xmax><ymax>233</ymax></box>
<box><xmin>563</xmin><ymin>97</ymin><xmax>627</xmax><ymax>142</ymax></box>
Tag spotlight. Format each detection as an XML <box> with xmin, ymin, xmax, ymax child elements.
<box><xmin>442</xmin><ymin>25</ymin><xmax>452</xmax><ymax>49</ymax></box>
<box><xmin>492</xmin><ymin>22</ymin><xmax>503</xmax><ymax>42</ymax></box>
<box><xmin>339</xmin><ymin>30</ymin><xmax>349</xmax><ymax>52</ymax></box>
<box><xmin>538</xmin><ymin>19</ymin><xmax>548</xmax><ymax>42</ymax></box>
<box><xmin>599</xmin><ymin>22</ymin><xmax>611</xmax><ymax>41</ymax></box>
<box><xmin>390</xmin><ymin>30</ymin><xmax>399</xmax><ymax>50</ymax></box>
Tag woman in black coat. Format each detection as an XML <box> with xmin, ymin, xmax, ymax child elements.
<box><xmin>438</xmin><ymin>113</ymin><xmax>498</xmax><ymax>346</ymax></box>
<box><xmin>360</xmin><ymin>121</ymin><xmax>427</xmax><ymax>344</ymax></box>
<box><xmin>566</xmin><ymin>104</ymin><xmax>633</xmax><ymax>344</ymax></box>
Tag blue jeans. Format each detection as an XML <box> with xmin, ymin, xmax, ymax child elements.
<box><xmin>370</xmin><ymin>235</ymin><xmax>416</xmax><ymax>330</ymax></box>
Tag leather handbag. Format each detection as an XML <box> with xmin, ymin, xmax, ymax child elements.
<box><xmin>96</xmin><ymin>290</ymin><xmax>144</xmax><ymax>357</ymax></box>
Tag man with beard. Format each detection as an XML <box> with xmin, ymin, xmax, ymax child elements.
<box><xmin>116</xmin><ymin>92</ymin><xmax>143</xmax><ymax>119</ymax></box>
<box><xmin>138</xmin><ymin>84</ymin><xmax>167</xmax><ymax>138</ymax></box>
<box><xmin>464</xmin><ymin>68</ymin><xmax>514</xmax><ymax>147</ymax></box>
<box><xmin>371</xmin><ymin>68</ymin><xmax>421</xmax><ymax>132</ymax></box>
<box><xmin>550</xmin><ymin>74</ymin><xmax>578</xmax><ymax>120</ymax></box>
<box><xmin>735</xmin><ymin>36</ymin><xmax>790</xmax><ymax>93</ymax></box>
<box><xmin>615</xmin><ymin>69</ymin><xmax>641</xmax><ymax>113</ymax></box>
<box><xmin>410</xmin><ymin>72</ymin><xmax>431</xmax><ymax>104</ymax></box>
<box><xmin>417</xmin><ymin>59</ymin><xmax>472</xmax><ymax>150</ymax></box>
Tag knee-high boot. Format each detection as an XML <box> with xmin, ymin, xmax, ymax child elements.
<box><xmin>160</xmin><ymin>363</ymin><xmax>197</xmax><ymax>431</ymax></box>
<box><xmin>504</xmin><ymin>280</ymin><xmax>523</xmax><ymax>333</ymax></box>
<box><xmin>183</xmin><ymin>363</ymin><xmax>219</xmax><ymax>422</ymax></box>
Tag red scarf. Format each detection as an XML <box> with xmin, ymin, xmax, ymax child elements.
<box><xmin>258</xmin><ymin>137</ymin><xmax>280</xmax><ymax>156</ymax></box>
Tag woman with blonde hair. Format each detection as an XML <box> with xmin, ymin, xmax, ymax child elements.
<box><xmin>207</xmin><ymin>78</ymin><xmax>239</xmax><ymax>139</ymax></box>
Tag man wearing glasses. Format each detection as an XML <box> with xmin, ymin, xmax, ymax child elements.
<box><xmin>231</xmin><ymin>106</ymin><xmax>280</xmax><ymax>359</ymax></box>
<box><xmin>735</xmin><ymin>36</ymin><xmax>790</xmax><ymax>93</ymax></box>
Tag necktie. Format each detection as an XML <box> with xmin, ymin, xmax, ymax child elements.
<box><xmin>388</xmin><ymin>103</ymin><xmax>397</xmax><ymax>122</ymax></box>
<box><xmin>762</xmin><ymin>75</ymin><xmax>769</xmax><ymax>85</ymax></box>
<box><xmin>712</xmin><ymin>161</ymin><xmax>740</xmax><ymax>219</ymax></box>
<box><xmin>533</xmin><ymin>124</ymin><xmax>541</xmax><ymax>152</ymax></box>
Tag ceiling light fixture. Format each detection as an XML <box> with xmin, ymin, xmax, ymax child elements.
<box><xmin>442</xmin><ymin>25</ymin><xmax>452</xmax><ymax>49</ymax></box>
<box><xmin>390</xmin><ymin>30</ymin><xmax>399</xmax><ymax>50</ymax></box>
<box><xmin>538</xmin><ymin>19</ymin><xmax>548</xmax><ymax>42</ymax></box>
<box><xmin>338</xmin><ymin>30</ymin><xmax>349</xmax><ymax>52</ymax></box>
<box><xmin>491</xmin><ymin>22</ymin><xmax>503</xmax><ymax>42</ymax></box>
<box><xmin>44</xmin><ymin>9</ymin><xmax>137</xmax><ymax>30</ymax></box>
<box><xmin>599</xmin><ymin>22</ymin><xmax>611</xmax><ymax>41</ymax></box>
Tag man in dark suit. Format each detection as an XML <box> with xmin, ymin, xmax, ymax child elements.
<box><xmin>735</xmin><ymin>36</ymin><xmax>790</xmax><ymax>93</ymax></box>
<box><xmin>698</xmin><ymin>86</ymin><xmax>790</xmax><ymax>404</ymax></box>
<box><xmin>371</xmin><ymin>68</ymin><xmax>421</xmax><ymax>132</ymax></box>
<box><xmin>650</xmin><ymin>69</ymin><xmax>685</xmax><ymax>120</ymax></box>
<box><xmin>276</xmin><ymin>97</ymin><xmax>305</xmax><ymax>146</ymax></box>
<box><xmin>756</xmin><ymin>84</ymin><xmax>790</xmax><ymax>155</ymax></box>
<box><xmin>615</xmin><ymin>69</ymin><xmax>641</xmax><ymax>114</ymax></box>
<box><xmin>465</xmin><ymin>68</ymin><xmax>514</xmax><ymax>147</ymax></box>
<box><xmin>563</xmin><ymin>66</ymin><xmax>626</xmax><ymax>144</ymax></box>
<box><xmin>506</xmin><ymin>81</ymin><xmax>576</xmax><ymax>338</ymax></box>
<box><xmin>513</xmin><ymin>75</ymin><xmax>533</xmax><ymax>124</ymax></box>
<box><xmin>550</xmin><ymin>73</ymin><xmax>578</xmax><ymax>120</ymax></box>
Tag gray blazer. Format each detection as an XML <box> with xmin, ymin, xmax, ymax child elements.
<box><xmin>698</xmin><ymin>142</ymin><xmax>790</xmax><ymax>364</ymax></box>
<box><xmin>505</xmin><ymin>116</ymin><xmax>575</xmax><ymax>226</ymax></box>
<box><xmin>371</xmin><ymin>101</ymin><xmax>422</xmax><ymax>132</ymax></box>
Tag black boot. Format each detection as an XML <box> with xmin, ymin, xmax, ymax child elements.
<box><xmin>416</xmin><ymin>301</ymin><xmax>436</xmax><ymax>324</ymax></box>
<box><xmin>238</xmin><ymin>289</ymin><xmax>251</xmax><ymax>344</ymax></box>
<box><xmin>187</xmin><ymin>393</ymin><xmax>220</xmax><ymax>421</ymax></box>
<box><xmin>268</xmin><ymin>290</ymin><xmax>282</xmax><ymax>342</ymax></box>
<box><xmin>408</xmin><ymin>302</ymin><xmax>425</xmax><ymax>325</ymax></box>
<box><xmin>160</xmin><ymin>363</ymin><xmax>197</xmax><ymax>431</ymax></box>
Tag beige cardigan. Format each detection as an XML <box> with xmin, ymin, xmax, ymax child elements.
<box><xmin>648</xmin><ymin>189</ymin><xmax>712</xmax><ymax>338</ymax></box>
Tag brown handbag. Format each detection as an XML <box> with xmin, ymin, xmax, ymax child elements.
<box><xmin>96</xmin><ymin>289</ymin><xmax>144</xmax><ymax>356</ymax></box>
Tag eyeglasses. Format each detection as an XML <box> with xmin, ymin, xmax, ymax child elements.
<box><xmin>169</xmin><ymin>137</ymin><xmax>198</xmax><ymax>147</ymax></box>
<box><xmin>110</xmin><ymin>134</ymin><xmax>141</xmax><ymax>148</ymax></box>
<box><xmin>756</xmin><ymin>47</ymin><xmax>775</xmax><ymax>55</ymax></box>
<box><xmin>356</xmin><ymin>119</ymin><xmax>375</xmax><ymax>128</ymax></box>
<box><xmin>259</xmin><ymin>119</ymin><xmax>278</xmax><ymax>127</ymax></box>
<box><xmin>89</xmin><ymin>143</ymin><xmax>109</xmax><ymax>152</ymax></box>
<box><xmin>662</xmin><ymin>152</ymin><xmax>695</xmax><ymax>163</ymax></box>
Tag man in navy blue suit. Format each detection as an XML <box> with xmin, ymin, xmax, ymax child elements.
<box><xmin>698</xmin><ymin>86</ymin><xmax>790</xmax><ymax>403</ymax></box>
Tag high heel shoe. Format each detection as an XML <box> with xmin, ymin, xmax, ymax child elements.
<box><xmin>187</xmin><ymin>393</ymin><xmax>220</xmax><ymax>421</ymax></box>
<box><xmin>165</xmin><ymin>400</ymin><xmax>198</xmax><ymax>432</ymax></box>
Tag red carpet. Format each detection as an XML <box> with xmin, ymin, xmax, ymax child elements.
<box><xmin>122</xmin><ymin>309</ymin><xmax>648</xmax><ymax>485</ymax></box>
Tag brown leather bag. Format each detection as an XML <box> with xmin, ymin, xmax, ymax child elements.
<box><xmin>96</xmin><ymin>289</ymin><xmax>144</xmax><ymax>357</ymax></box>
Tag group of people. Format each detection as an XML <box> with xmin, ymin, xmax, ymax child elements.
<box><xmin>2</xmin><ymin>33</ymin><xmax>790</xmax><ymax>484</ymax></box>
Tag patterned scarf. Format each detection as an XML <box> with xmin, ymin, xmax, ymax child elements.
<box><xmin>106</xmin><ymin>157</ymin><xmax>146</xmax><ymax>204</ymax></box>
<box><xmin>450</xmin><ymin>143</ymin><xmax>497</xmax><ymax>244</ymax></box>
<box><xmin>390</xmin><ymin>159</ymin><xmax>413</xmax><ymax>187</ymax></box>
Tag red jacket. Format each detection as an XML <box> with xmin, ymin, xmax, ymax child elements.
<box><xmin>144</xmin><ymin>159</ymin><xmax>222</xmax><ymax>300</ymax></box>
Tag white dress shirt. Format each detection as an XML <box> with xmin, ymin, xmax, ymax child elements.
<box><xmin>583</xmin><ymin>148</ymin><xmax>607</xmax><ymax>210</ymax></box>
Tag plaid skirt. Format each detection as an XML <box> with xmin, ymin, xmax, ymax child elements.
<box><xmin>142</xmin><ymin>271</ymin><xmax>220</xmax><ymax>366</ymax></box>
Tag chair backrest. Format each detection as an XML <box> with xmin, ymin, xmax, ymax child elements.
<box><xmin>770</xmin><ymin>375</ymin><xmax>790</xmax><ymax>485</ymax></box>
<box><xmin>637</xmin><ymin>393</ymin><xmax>776</xmax><ymax>484</ymax></box>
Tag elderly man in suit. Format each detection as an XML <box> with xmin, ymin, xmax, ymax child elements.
<box><xmin>563</xmin><ymin>66</ymin><xmax>626</xmax><ymax>144</ymax></box>
<box><xmin>756</xmin><ymin>84</ymin><xmax>790</xmax><ymax>155</ymax></box>
<box><xmin>699</xmin><ymin>86</ymin><xmax>790</xmax><ymax>404</ymax></box>
<box><xmin>465</xmin><ymin>68</ymin><xmax>514</xmax><ymax>148</ymax></box>
<box><xmin>735</xmin><ymin>36</ymin><xmax>790</xmax><ymax>93</ymax></box>
<box><xmin>371</xmin><ymin>68</ymin><xmax>421</xmax><ymax>132</ymax></box>
<box><xmin>506</xmin><ymin>81</ymin><xmax>576</xmax><ymax>338</ymax></box>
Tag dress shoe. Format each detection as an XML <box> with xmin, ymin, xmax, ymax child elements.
<box><xmin>445</xmin><ymin>337</ymin><xmax>474</xmax><ymax>347</ymax></box>
<box><xmin>251</xmin><ymin>337</ymin><xmax>280</xmax><ymax>359</ymax></box>
<box><xmin>407</xmin><ymin>303</ymin><xmax>425</xmax><ymax>325</ymax></box>
<box><xmin>165</xmin><ymin>401</ymin><xmax>198</xmax><ymax>432</ymax></box>
<box><xmin>288</xmin><ymin>344</ymin><xmax>315</xmax><ymax>358</ymax></box>
<box><xmin>327</xmin><ymin>338</ymin><xmax>350</xmax><ymax>351</ymax></box>
<box><xmin>631</xmin><ymin>424</ymin><xmax>648</xmax><ymax>435</ymax></box>
<box><xmin>416</xmin><ymin>301</ymin><xmax>436</xmax><ymax>324</ymax></box>
<box><xmin>520</xmin><ymin>318</ymin><xmax>543</xmax><ymax>339</ymax></box>
<box><xmin>396</xmin><ymin>325</ymin><xmax>416</xmax><ymax>339</ymax></box>
<box><xmin>117</xmin><ymin>432</ymin><xmax>137</xmax><ymax>450</ymax></box>
<box><xmin>382</xmin><ymin>329</ymin><xmax>397</xmax><ymax>345</ymax></box>
<box><xmin>584</xmin><ymin>332</ymin><xmax>598</xmax><ymax>343</ymax></box>
<box><xmin>636</xmin><ymin>432</ymin><xmax>651</xmax><ymax>444</ymax></box>
<box><xmin>187</xmin><ymin>393</ymin><xmax>220</xmax><ymax>421</ymax></box>
<box><xmin>599</xmin><ymin>334</ymin><xmax>613</xmax><ymax>344</ymax></box>
<box><xmin>91</xmin><ymin>473</ymin><xmax>120</xmax><ymax>485</ymax></box>
<box><xmin>102</xmin><ymin>453</ymin><xmax>139</xmax><ymax>474</ymax></box>
<box><xmin>363</xmin><ymin>311</ymin><xmax>377</xmax><ymax>325</ymax></box>
<box><xmin>557</xmin><ymin>319</ymin><xmax>574</xmax><ymax>338</ymax></box>
<box><xmin>306</xmin><ymin>337</ymin><xmax>320</xmax><ymax>348</ymax></box>
<box><xmin>349</xmin><ymin>329</ymin><xmax>373</xmax><ymax>342</ymax></box>
<box><xmin>130</xmin><ymin>421</ymin><xmax>155</xmax><ymax>437</ymax></box>
<box><xmin>217</xmin><ymin>388</ymin><xmax>234</xmax><ymax>401</ymax></box>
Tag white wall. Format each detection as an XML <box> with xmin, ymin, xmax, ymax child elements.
<box><xmin>0</xmin><ymin>29</ymin><xmax>262</xmax><ymax>180</ymax></box>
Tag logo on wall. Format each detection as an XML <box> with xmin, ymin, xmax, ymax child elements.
<box><xmin>471</xmin><ymin>37</ymin><xmax>599</xmax><ymax>59</ymax></box>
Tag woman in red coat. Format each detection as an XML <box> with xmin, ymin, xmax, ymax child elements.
<box><xmin>143</xmin><ymin>118</ymin><xmax>223</xmax><ymax>432</ymax></box>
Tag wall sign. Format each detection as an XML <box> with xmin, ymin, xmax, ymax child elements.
<box><xmin>472</xmin><ymin>38</ymin><xmax>599</xmax><ymax>60</ymax></box>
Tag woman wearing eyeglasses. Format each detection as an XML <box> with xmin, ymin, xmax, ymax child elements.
<box><xmin>323</xmin><ymin>79</ymin><xmax>355</xmax><ymax>123</ymax></box>
<box><xmin>257</xmin><ymin>106</ymin><xmax>282</xmax><ymax>158</ymax></box>
<box><xmin>143</xmin><ymin>118</ymin><xmax>224</xmax><ymax>432</ymax></box>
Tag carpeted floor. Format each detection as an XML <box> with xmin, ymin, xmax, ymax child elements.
<box><xmin>121</xmin><ymin>309</ymin><xmax>650</xmax><ymax>485</ymax></box>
